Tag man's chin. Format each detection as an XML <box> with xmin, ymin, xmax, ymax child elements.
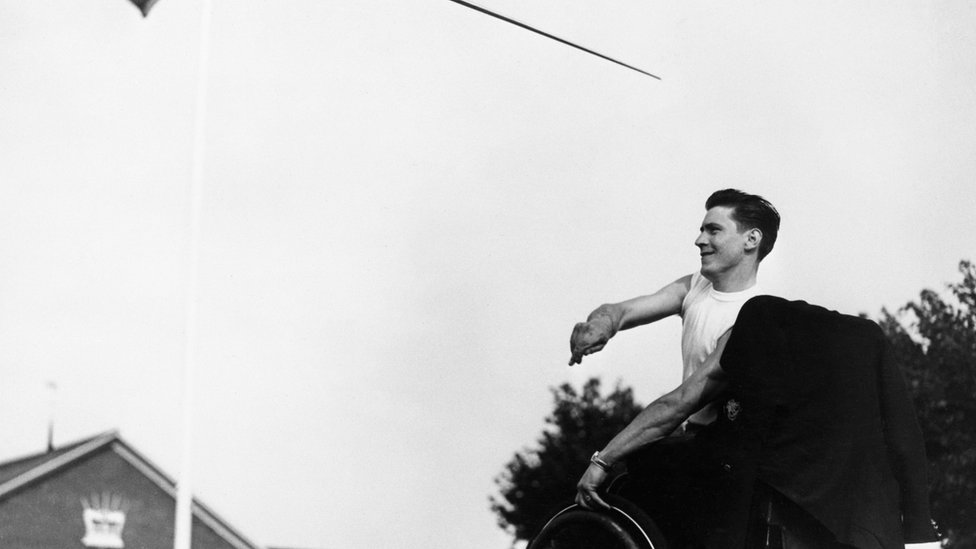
<box><xmin>699</xmin><ymin>266</ymin><xmax>718</xmax><ymax>282</ymax></box>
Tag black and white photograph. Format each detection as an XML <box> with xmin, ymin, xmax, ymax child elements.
<box><xmin>0</xmin><ymin>2</ymin><xmax>972</xmax><ymax>548</ymax></box>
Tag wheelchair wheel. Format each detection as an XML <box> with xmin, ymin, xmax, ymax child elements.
<box><xmin>527</xmin><ymin>494</ymin><xmax>670</xmax><ymax>549</ymax></box>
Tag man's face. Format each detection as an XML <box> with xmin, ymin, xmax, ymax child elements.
<box><xmin>695</xmin><ymin>206</ymin><xmax>751</xmax><ymax>281</ymax></box>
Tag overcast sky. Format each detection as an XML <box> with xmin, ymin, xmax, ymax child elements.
<box><xmin>1</xmin><ymin>1</ymin><xmax>973</xmax><ymax>548</ymax></box>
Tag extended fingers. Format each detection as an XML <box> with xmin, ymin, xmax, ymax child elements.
<box><xmin>569</xmin><ymin>323</ymin><xmax>587</xmax><ymax>364</ymax></box>
<box><xmin>569</xmin><ymin>343</ymin><xmax>606</xmax><ymax>366</ymax></box>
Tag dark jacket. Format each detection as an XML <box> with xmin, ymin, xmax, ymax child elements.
<box><xmin>696</xmin><ymin>295</ymin><xmax>937</xmax><ymax>548</ymax></box>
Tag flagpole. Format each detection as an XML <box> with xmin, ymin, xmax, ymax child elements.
<box><xmin>175</xmin><ymin>1</ymin><xmax>213</xmax><ymax>548</ymax></box>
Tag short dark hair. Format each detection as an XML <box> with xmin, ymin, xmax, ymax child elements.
<box><xmin>705</xmin><ymin>189</ymin><xmax>780</xmax><ymax>261</ymax></box>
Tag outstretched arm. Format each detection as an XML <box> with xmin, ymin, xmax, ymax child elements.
<box><xmin>569</xmin><ymin>275</ymin><xmax>691</xmax><ymax>365</ymax></box>
<box><xmin>575</xmin><ymin>329</ymin><xmax>732</xmax><ymax>510</ymax></box>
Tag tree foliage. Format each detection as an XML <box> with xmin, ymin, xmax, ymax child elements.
<box><xmin>490</xmin><ymin>378</ymin><xmax>643</xmax><ymax>544</ymax></box>
<box><xmin>879</xmin><ymin>260</ymin><xmax>976</xmax><ymax>548</ymax></box>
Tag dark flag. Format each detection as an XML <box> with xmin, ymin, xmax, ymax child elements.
<box><xmin>128</xmin><ymin>0</ymin><xmax>161</xmax><ymax>17</ymax></box>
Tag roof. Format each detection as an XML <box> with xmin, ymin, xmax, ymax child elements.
<box><xmin>0</xmin><ymin>430</ymin><xmax>263</xmax><ymax>549</ymax></box>
<box><xmin>0</xmin><ymin>433</ymin><xmax>99</xmax><ymax>487</ymax></box>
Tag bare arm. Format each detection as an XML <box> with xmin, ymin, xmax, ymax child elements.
<box><xmin>575</xmin><ymin>329</ymin><xmax>732</xmax><ymax>509</ymax></box>
<box><xmin>569</xmin><ymin>275</ymin><xmax>692</xmax><ymax>365</ymax></box>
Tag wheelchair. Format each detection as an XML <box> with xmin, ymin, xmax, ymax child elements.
<box><xmin>527</xmin><ymin>473</ymin><xmax>840</xmax><ymax>549</ymax></box>
<box><xmin>527</xmin><ymin>492</ymin><xmax>669</xmax><ymax>549</ymax></box>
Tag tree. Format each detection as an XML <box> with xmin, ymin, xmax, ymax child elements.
<box><xmin>490</xmin><ymin>378</ymin><xmax>643</xmax><ymax>545</ymax></box>
<box><xmin>879</xmin><ymin>260</ymin><xmax>976</xmax><ymax>548</ymax></box>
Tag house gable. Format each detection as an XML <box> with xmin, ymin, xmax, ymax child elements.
<box><xmin>0</xmin><ymin>434</ymin><xmax>260</xmax><ymax>549</ymax></box>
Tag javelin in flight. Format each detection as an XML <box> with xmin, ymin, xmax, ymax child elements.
<box><xmin>447</xmin><ymin>0</ymin><xmax>660</xmax><ymax>80</ymax></box>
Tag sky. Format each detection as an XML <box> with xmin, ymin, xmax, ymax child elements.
<box><xmin>1</xmin><ymin>1</ymin><xmax>974</xmax><ymax>548</ymax></box>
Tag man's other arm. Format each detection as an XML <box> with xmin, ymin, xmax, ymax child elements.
<box><xmin>575</xmin><ymin>330</ymin><xmax>731</xmax><ymax>509</ymax></box>
<box><xmin>569</xmin><ymin>275</ymin><xmax>692</xmax><ymax>365</ymax></box>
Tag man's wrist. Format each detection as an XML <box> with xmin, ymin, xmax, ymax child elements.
<box><xmin>590</xmin><ymin>451</ymin><xmax>613</xmax><ymax>473</ymax></box>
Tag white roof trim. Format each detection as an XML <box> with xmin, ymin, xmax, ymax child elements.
<box><xmin>0</xmin><ymin>431</ymin><xmax>117</xmax><ymax>498</ymax></box>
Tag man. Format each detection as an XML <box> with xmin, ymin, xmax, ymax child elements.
<box><xmin>569</xmin><ymin>189</ymin><xmax>781</xmax><ymax>428</ymax></box>
<box><xmin>565</xmin><ymin>190</ymin><xmax>937</xmax><ymax>547</ymax></box>
<box><xmin>572</xmin><ymin>295</ymin><xmax>939</xmax><ymax>549</ymax></box>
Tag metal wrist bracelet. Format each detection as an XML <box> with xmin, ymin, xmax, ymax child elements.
<box><xmin>590</xmin><ymin>451</ymin><xmax>612</xmax><ymax>472</ymax></box>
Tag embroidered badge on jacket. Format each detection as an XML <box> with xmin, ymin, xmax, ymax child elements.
<box><xmin>724</xmin><ymin>399</ymin><xmax>742</xmax><ymax>421</ymax></box>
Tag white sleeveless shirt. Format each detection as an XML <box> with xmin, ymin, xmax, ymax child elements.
<box><xmin>679</xmin><ymin>271</ymin><xmax>761</xmax><ymax>425</ymax></box>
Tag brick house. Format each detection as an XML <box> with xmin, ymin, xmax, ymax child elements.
<box><xmin>0</xmin><ymin>430</ymin><xmax>262</xmax><ymax>549</ymax></box>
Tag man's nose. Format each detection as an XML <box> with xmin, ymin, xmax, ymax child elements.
<box><xmin>694</xmin><ymin>233</ymin><xmax>708</xmax><ymax>247</ymax></box>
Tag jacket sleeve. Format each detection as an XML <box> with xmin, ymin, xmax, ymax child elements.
<box><xmin>877</xmin><ymin>331</ymin><xmax>939</xmax><ymax>542</ymax></box>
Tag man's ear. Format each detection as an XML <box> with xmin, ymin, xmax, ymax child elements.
<box><xmin>744</xmin><ymin>228</ymin><xmax>762</xmax><ymax>252</ymax></box>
